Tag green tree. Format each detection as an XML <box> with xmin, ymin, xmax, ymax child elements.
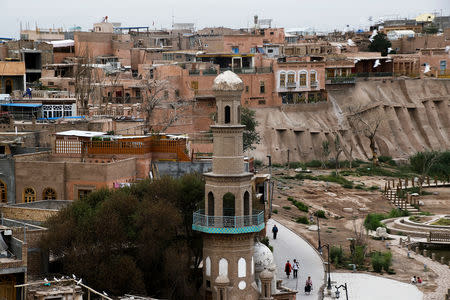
<box><xmin>241</xmin><ymin>107</ymin><xmax>261</xmax><ymax>152</ymax></box>
<box><xmin>368</xmin><ymin>33</ymin><xmax>392</xmax><ymax>56</ymax></box>
<box><xmin>42</xmin><ymin>175</ymin><xmax>205</xmax><ymax>299</ymax></box>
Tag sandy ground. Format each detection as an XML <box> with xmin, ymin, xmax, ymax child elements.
<box><xmin>266</xmin><ymin>166</ymin><xmax>450</xmax><ymax>297</ymax></box>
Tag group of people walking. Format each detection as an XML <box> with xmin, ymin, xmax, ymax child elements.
<box><xmin>284</xmin><ymin>260</ymin><xmax>313</xmax><ymax>294</ymax></box>
<box><xmin>272</xmin><ymin>224</ymin><xmax>313</xmax><ymax>294</ymax></box>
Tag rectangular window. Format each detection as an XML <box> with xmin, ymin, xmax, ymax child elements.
<box><xmin>48</xmin><ymin>82</ymin><xmax>54</xmax><ymax>86</ymax></box>
<box><xmin>191</xmin><ymin>81</ymin><xmax>198</xmax><ymax>90</ymax></box>
<box><xmin>245</xmin><ymin>86</ymin><xmax>249</xmax><ymax>93</ymax></box>
<box><xmin>258</xmin><ymin>100</ymin><xmax>266</xmax><ymax>105</ymax></box>
<box><xmin>279</xmin><ymin>73</ymin><xmax>286</xmax><ymax>87</ymax></box>
<box><xmin>299</xmin><ymin>73</ymin><xmax>307</xmax><ymax>86</ymax></box>
<box><xmin>78</xmin><ymin>189</ymin><xmax>91</xmax><ymax>200</ymax></box>
<box><xmin>440</xmin><ymin>60</ymin><xmax>447</xmax><ymax>71</ymax></box>
<box><xmin>175</xmin><ymin>89</ymin><xmax>180</xmax><ymax>98</ymax></box>
<box><xmin>260</xmin><ymin>81</ymin><xmax>265</xmax><ymax>94</ymax></box>
<box><xmin>326</xmin><ymin>69</ymin><xmax>334</xmax><ymax>78</ymax></box>
<box><xmin>232</xmin><ymin>47</ymin><xmax>239</xmax><ymax>54</ymax></box>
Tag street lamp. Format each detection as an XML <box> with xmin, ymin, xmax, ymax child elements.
<box><xmin>335</xmin><ymin>283</ymin><xmax>349</xmax><ymax>300</ymax></box>
<box><xmin>320</xmin><ymin>244</ymin><xmax>332</xmax><ymax>291</ymax></box>
<box><xmin>316</xmin><ymin>214</ymin><xmax>322</xmax><ymax>252</ymax></box>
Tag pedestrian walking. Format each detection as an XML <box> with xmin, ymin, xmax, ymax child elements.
<box><xmin>272</xmin><ymin>224</ymin><xmax>278</xmax><ymax>239</ymax></box>
<box><xmin>292</xmin><ymin>259</ymin><xmax>299</xmax><ymax>278</ymax></box>
<box><xmin>284</xmin><ymin>260</ymin><xmax>292</xmax><ymax>279</ymax></box>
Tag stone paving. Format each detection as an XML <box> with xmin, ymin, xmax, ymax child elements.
<box><xmin>267</xmin><ymin>219</ymin><xmax>325</xmax><ymax>300</ymax></box>
<box><xmin>324</xmin><ymin>272</ymin><xmax>423</xmax><ymax>300</ymax></box>
<box><xmin>392</xmin><ymin>244</ymin><xmax>450</xmax><ymax>300</ymax></box>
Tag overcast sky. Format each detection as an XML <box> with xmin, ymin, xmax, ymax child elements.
<box><xmin>1</xmin><ymin>0</ymin><xmax>449</xmax><ymax>38</ymax></box>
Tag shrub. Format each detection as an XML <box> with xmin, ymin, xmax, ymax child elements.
<box><xmin>364</xmin><ymin>213</ymin><xmax>386</xmax><ymax>231</ymax></box>
<box><xmin>352</xmin><ymin>245</ymin><xmax>366</xmax><ymax>267</ymax></box>
<box><xmin>378</xmin><ymin>156</ymin><xmax>392</xmax><ymax>163</ymax></box>
<box><xmin>254</xmin><ymin>159</ymin><xmax>263</xmax><ymax>167</ymax></box>
<box><xmin>342</xmin><ymin>183</ymin><xmax>354</xmax><ymax>189</ymax></box>
<box><xmin>282</xmin><ymin>206</ymin><xmax>291</xmax><ymax>210</ymax></box>
<box><xmin>369</xmin><ymin>185</ymin><xmax>379</xmax><ymax>191</ymax></box>
<box><xmin>314</xmin><ymin>210</ymin><xmax>327</xmax><ymax>219</ymax></box>
<box><xmin>295</xmin><ymin>216</ymin><xmax>309</xmax><ymax>224</ymax></box>
<box><xmin>272</xmin><ymin>209</ymin><xmax>278</xmax><ymax>214</ymax></box>
<box><xmin>355</xmin><ymin>184</ymin><xmax>365</xmax><ymax>190</ymax></box>
<box><xmin>382</xmin><ymin>252</ymin><xmax>392</xmax><ymax>272</ymax></box>
<box><xmin>293</xmin><ymin>200</ymin><xmax>309</xmax><ymax>213</ymax></box>
<box><xmin>289</xmin><ymin>161</ymin><xmax>304</xmax><ymax>169</ymax></box>
<box><xmin>387</xmin><ymin>209</ymin><xmax>409</xmax><ymax>218</ymax></box>
<box><xmin>260</xmin><ymin>237</ymin><xmax>273</xmax><ymax>252</ymax></box>
<box><xmin>272</xmin><ymin>163</ymin><xmax>284</xmax><ymax>168</ymax></box>
<box><xmin>305</xmin><ymin>160</ymin><xmax>322</xmax><ymax>168</ymax></box>
<box><xmin>330</xmin><ymin>246</ymin><xmax>344</xmax><ymax>265</ymax></box>
<box><xmin>371</xmin><ymin>252</ymin><xmax>384</xmax><ymax>273</ymax></box>
<box><xmin>287</xmin><ymin>196</ymin><xmax>294</xmax><ymax>202</ymax></box>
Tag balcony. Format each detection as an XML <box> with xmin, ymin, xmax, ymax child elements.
<box><xmin>310</xmin><ymin>81</ymin><xmax>319</xmax><ymax>88</ymax></box>
<box><xmin>192</xmin><ymin>209</ymin><xmax>265</xmax><ymax>234</ymax></box>
<box><xmin>326</xmin><ymin>76</ymin><xmax>356</xmax><ymax>84</ymax></box>
<box><xmin>286</xmin><ymin>82</ymin><xmax>297</xmax><ymax>88</ymax></box>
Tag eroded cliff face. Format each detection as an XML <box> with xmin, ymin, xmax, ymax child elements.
<box><xmin>252</xmin><ymin>79</ymin><xmax>450</xmax><ymax>163</ymax></box>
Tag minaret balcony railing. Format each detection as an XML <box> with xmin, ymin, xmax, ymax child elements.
<box><xmin>192</xmin><ymin>209</ymin><xmax>265</xmax><ymax>234</ymax></box>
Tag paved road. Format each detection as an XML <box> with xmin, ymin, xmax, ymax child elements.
<box><xmin>267</xmin><ymin>219</ymin><xmax>325</xmax><ymax>300</ymax></box>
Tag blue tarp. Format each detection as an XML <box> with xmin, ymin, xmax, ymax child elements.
<box><xmin>37</xmin><ymin>116</ymin><xmax>85</xmax><ymax>120</ymax></box>
<box><xmin>1</xmin><ymin>103</ymin><xmax>42</xmax><ymax>108</ymax></box>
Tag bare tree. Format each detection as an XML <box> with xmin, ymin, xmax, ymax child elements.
<box><xmin>139</xmin><ymin>78</ymin><xmax>188</xmax><ymax>133</ymax></box>
<box><xmin>347</xmin><ymin>104</ymin><xmax>385</xmax><ymax>166</ymax></box>
<box><xmin>73</xmin><ymin>47</ymin><xmax>102</xmax><ymax>115</ymax></box>
<box><xmin>333</xmin><ymin>132</ymin><xmax>343</xmax><ymax>175</ymax></box>
<box><xmin>321</xmin><ymin>140</ymin><xmax>330</xmax><ymax>169</ymax></box>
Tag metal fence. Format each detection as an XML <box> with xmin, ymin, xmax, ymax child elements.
<box><xmin>193</xmin><ymin>209</ymin><xmax>264</xmax><ymax>229</ymax></box>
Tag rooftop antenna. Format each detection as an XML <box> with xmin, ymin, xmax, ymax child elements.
<box><xmin>172</xmin><ymin>9</ymin><xmax>174</xmax><ymax>29</ymax></box>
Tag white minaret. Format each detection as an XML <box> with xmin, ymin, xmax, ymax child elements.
<box><xmin>192</xmin><ymin>71</ymin><xmax>265</xmax><ymax>299</ymax></box>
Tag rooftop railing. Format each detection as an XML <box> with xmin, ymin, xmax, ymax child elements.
<box><xmin>192</xmin><ymin>209</ymin><xmax>265</xmax><ymax>234</ymax></box>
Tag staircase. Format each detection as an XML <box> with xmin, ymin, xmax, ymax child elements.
<box><xmin>383</xmin><ymin>189</ymin><xmax>419</xmax><ymax>215</ymax></box>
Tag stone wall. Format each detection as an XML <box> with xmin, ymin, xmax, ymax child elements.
<box><xmin>1</xmin><ymin>206</ymin><xmax>58</xmax><ymax>222</ymax></box>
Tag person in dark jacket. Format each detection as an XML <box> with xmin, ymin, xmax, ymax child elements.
<box><xmin>272</xmin><ymin>224</ymin><xmax>279</xmax><ymax>239</ymax></box>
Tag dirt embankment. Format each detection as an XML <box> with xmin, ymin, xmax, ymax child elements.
<box><xmin>252</xmin><ymin>79</ymin><xmax>450</xmax><ymax>163</ymax></box>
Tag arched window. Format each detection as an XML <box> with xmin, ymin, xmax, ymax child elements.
<box><xmin>208</xmin><ymin>192</ymin><xmax>214</xmax><ymax>216</ymax></box>
<box><xmin>287</xmin><ymin>72</ymin><xmax>295</xmax><ymax>86</ymax></box>
<box><xmin>279</xmin><ymin>72</ymin><xmax>286</xmax><ymax>87</ymax></box>
<box><xmin>205</xmin><ymin>256</ymin><xmax>211</xmax><ymax>276</ymax></box>
<box><xmin>219</xmin><ymin>258</ymin><xmax>228</xmax><ymax>276</ymax></box>
<box><xmin>224</xmin><ymin>106</ymin><xmax>231</xmax><ymax>124</ymax></box>
<box><xmin>5</xmin><ymin>79</ymin><xmax>13</xmax><ymax>94</ymax></box>
<box><xmin>23</xmin><ymin>187</ymin><xmax>36</xmax><ymax>203</ymax></box>
<box><xmin>244</xmin><ymin>191</ymin><xmax>250</xmax><ymax>216</ymax></box>
<box><xmin>43</xmin><ymin>187</ymin><xmax>57</xmax><ymax>200</ymax></box>
<box><xmin>299</xmin><ymin>71</ymin><xmax>307</xmax><ymax>87</ymax></box>
<box><xmin>238</xmin><ymin>257</ymin><xmax>246</xmax><ymax>277</ymax></box>
<box><xmin>223</xmin><ymin>192</ymin><xmax>235</xmax><ymax>217</ymax></box>
<box><xmin>0</xmin><ymin>180</ymin><xmax>6</xmax><ymax>203</ymax></box>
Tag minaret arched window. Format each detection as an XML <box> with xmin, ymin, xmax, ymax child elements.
<box><xmin>222</xmin><ymin>192</ymin><xmax>235</xmax><ymax>227</ymax></box>
<box><xmin>208</xmin><ymin>192</ymin><xmax>214</xmax><ymax>216</ymax></box>
<box><xmin>243</xmin><ymin>191</ymin><xmax>250</xmax><ymax>216</ymax></box>
<box><xmin>224</xmin><ymin>105</ymin><xmax>231</xmax><ymax>124</ymax></box>
<box><xmin>0</xmin><ymin>180</ymin><xmax>6</xmax><ymax>203</ymax></box>
<box><xmin>237</xmin><ymin>105</ymin><xmax>241</xmax><ymax>124</ymax></box>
